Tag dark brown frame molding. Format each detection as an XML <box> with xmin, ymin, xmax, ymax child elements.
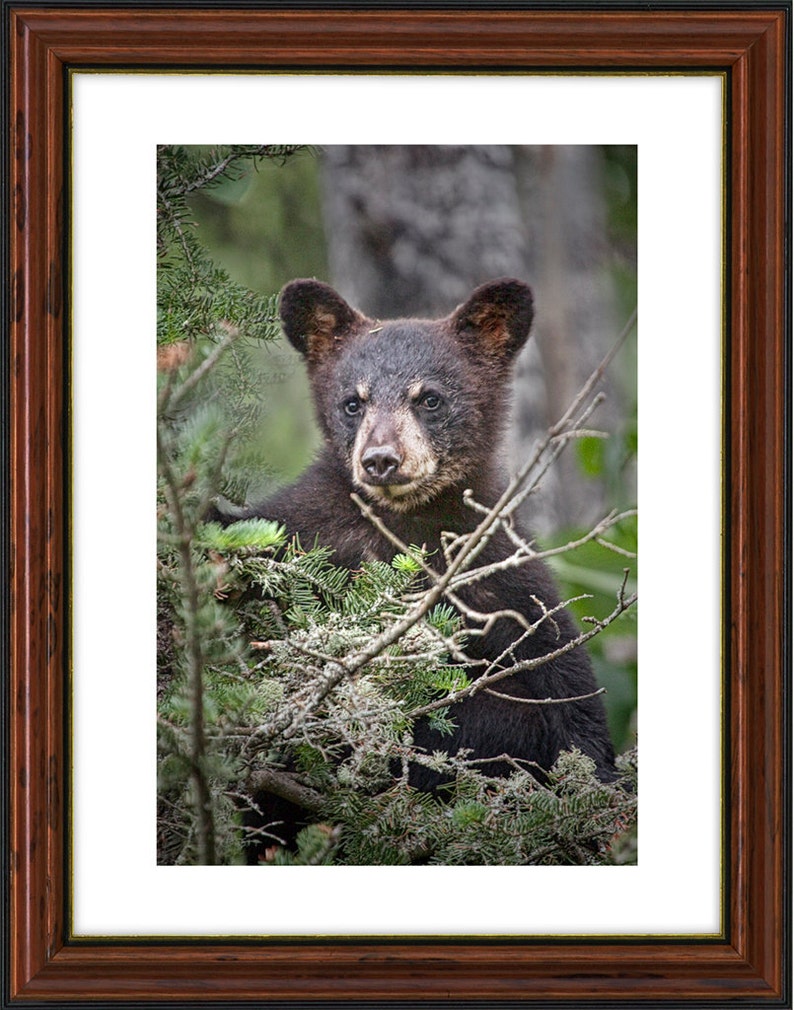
<box><xmin>5</xmin><ymin>5</ymin><xmax>790</xmax><ymax>1006</ymax></box>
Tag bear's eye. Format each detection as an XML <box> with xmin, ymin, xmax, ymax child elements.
<box><xmin>420</xmin><ymin>392</ymin><xmax>442</xmax><ymax>411</ymax></box>
<box><xmin>343</xmin><ymin>396</ymin><xmax>362</xmax><ymax>416</ymax></box>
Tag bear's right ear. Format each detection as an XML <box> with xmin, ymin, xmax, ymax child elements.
<box><xmin>279</xmin><ymin>279</ymin><xmax>366</xmax><ymax>363</ymax></box>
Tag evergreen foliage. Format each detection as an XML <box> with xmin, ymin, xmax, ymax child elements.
<box><xmin>156</xmin><ymin>145</ymin><xmax>637</xmax><ymax>866</ymax></box>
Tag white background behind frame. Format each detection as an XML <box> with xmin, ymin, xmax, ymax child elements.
<box><xmin>71</xmin><ymin>73</ymin><xmax>723</xmax><ymax>937</ymax></box>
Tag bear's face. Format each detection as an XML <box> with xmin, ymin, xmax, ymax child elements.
<box><xmin>319</xmin><ymin>323</ymin><xmax>490</xmax><ymax>511</ymax></box>
<box><xmin>279</xmin><ymin>278</ymin><xmax>534</xmax><ymax>512</ymax></box>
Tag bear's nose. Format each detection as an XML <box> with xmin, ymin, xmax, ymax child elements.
<box><xmin>362</xmin><ymin>445</ymin><xmax>402</xmax><ymax>481</ymax></box>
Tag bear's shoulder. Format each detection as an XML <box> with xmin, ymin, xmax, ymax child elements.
<box><xmin>253</xmin><ymin>451</ymin><xmax>384</xmax><ymax>567</ymax></box>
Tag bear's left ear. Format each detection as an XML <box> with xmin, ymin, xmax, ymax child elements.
<box><xmin>450</xmin><ymin>278</ymin><xmax>534</xmax><ymax>360</ymax></box>
<box><xmin>279</xmin><ymin>279</ymin><xmax>368</xmax><ymax>363</ymax></box>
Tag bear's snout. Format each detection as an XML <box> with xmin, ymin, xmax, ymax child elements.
<box><xmin>361</xmin><ymin>444</ymin><xmax>403</xmax><ymax>483</ymax></box>
<box><xmin>356</xmin><ymin>413</ymin><xmax>413</xmax><ymax>488</ymax></box>
<box><xmin>351</xmin><ymin>404</ymin><xmax>440</xmax><ymax>511</ymax></box>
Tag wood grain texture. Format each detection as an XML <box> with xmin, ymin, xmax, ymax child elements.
<box><xmin>7</xmin><ymin>6</ymin><xmax>789</xmax><ymax>1005</ymax></box>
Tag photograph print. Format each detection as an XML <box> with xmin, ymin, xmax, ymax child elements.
<box><xmin>155</xmin><ymin>144</ymin><xmax>638</xmax><ymax>867</ymax></box>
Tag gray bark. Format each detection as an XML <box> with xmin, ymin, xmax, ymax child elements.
<box><xmin>512</xmin><ymin>145</ymin><xmax>628</xmax><ymax>532</ymax></box>
<box><xmin>320</xmin><ymin>145</ymin><xmax>528</xmax><ymax>317</ymax></box>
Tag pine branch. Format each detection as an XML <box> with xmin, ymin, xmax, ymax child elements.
<box><xmin>157</xmin><ymin>427</ymin><xmax>217</xmax><ymax>865</ymax></box>
<box><xmin>159</xmin><ymin>323</ymin><xmax>243</xmax><ymax>414</ymax></box>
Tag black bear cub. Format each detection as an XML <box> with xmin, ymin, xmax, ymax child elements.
<box><xmin>230</xmin><ymin>277</ymin><xmax>615</xmax><ymax>851</ymax></box>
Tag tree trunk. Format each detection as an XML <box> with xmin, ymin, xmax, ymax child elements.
<box><xmin>512</xmin><ymin>145</ymin><xmax>627</xmax><ymax>532</ymax></box>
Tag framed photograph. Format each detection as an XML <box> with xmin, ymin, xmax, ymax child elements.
<box><xmin>5</xmin><ymin>4</ymin><xmax>789</xmax><ymax>1004</ymax></box>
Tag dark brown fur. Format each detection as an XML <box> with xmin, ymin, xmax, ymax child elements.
<box><xmin>227</xmin><ymin>278</ymin><xmax>616</xmax><ymax>854</ymax></box>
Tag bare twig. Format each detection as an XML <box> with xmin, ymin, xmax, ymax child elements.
<box><xmin>408</xmin><ymin>586</ymin><xmax>637</xmax><ymax>719</ymax></box>
<box><xmin>595</xmin><ymin>536</ymin><xmax>638</xmax><ymax>559</ymax></box>
<box><xmin>483</xmin><ymin>686</ymin><xmax>607</xmax><ymax>706</ymax></box>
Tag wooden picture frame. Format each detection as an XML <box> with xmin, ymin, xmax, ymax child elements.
<box><xmin>6</xmin><ymin>5</ymin><xmax>789</xmax><ymax>1004</ymax></box>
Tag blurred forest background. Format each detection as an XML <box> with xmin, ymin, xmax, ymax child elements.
<box><xmin>185</xmin><ymin>144</ymin><xmax>638</xmax><ymax>751</ymax></box>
